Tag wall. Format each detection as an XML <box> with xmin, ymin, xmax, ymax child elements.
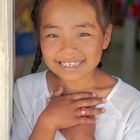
<box><xmin>0</xmin><ymin>0</ymin><xmax>14</xmax><ymax>139</ymax></box>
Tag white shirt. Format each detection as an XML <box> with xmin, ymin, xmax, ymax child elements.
<box><xmin>11</xmin><ymin>71</ymin><xmax>140</xmax><ymax>140</ymax></box>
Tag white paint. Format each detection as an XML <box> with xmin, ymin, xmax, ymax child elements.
<box><xmin>0</xmin><ymin>0</ymin><xmax>14</xmax><ymax>140</ymax></box>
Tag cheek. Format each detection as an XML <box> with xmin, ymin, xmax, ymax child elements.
<box><xmin>81</xmin><ymin>39</ymin><xmax>103</xmax><ymax>55</ymax></box>
<box><xmin>40</xmin><ymin>41</ymin><xmax>56</xmax><ymax>63</ymax></box>
<box><xmin>82</xmin><ymin>40</ymin><xmax>103</xmax><ymax>64</ymax></box>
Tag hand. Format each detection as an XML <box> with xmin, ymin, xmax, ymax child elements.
<box><xmin>58</xmin><ymin>90</ymin><xmax>104</xmax><ymax>140</ymax></box>
<box><xmin>60</xmin><ymin>104</ymin><xmax>100</xmax><ymax>140</ymax></box>
<box><xmin>34</xmin><ymin>87</ymin><xmax>105</xmax><ymax>131</ymax></box>
<box><xmin>30</xmin><ymin>88</ymin><xmax>104</xmax><ymax>140</ymax></box>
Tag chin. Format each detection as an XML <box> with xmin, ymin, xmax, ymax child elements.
<box><xmin>56</xmin><ymin>72</ymin><xmax>87</xmax><ymax>81</ymax></box>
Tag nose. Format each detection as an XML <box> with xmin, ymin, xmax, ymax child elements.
<box><xmin>59</xmin><ymin>38</ymin><xmax>78</xmax><ymax>54</ymax></box>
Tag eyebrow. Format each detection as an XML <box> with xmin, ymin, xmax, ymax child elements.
<box><xmin>42</xmin><ymin>22</ymin><xmax>95</xmax><ymax>30</ymax></box>
<box><xmin>42</xmin><ymin>24</ymin><xmax>61</xmax><ymax>30</ymax></box>
<box><xmin>73</xmin><ymin>23</ymin><xmax>96</xmax><ymax>28</ymax></box>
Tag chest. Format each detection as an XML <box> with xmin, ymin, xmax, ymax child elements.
<box><xmin>33</xmin><ymin>99</ymin><xmax>125</xmax><ymax>140</ymax></box>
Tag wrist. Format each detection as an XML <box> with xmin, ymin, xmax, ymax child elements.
<box><xmin>37</xmin><ymin>114</ymin><xmax>57</xmax><ymax>132</ymax></box>
<box><xmin>29</xmin><ymin>122</ymin><xmax>56</xmax><ymax>140</ymax></box>
<box><xmin>71</xmin><ymin>135</ymin><xmax>95</xmax><ymax>140</ymax></box>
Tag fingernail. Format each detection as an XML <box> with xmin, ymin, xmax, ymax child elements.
<box><xmin>101</xmin><ymin>108</ymin><xmax>105</xmax><ymax>112</ymax></box>
<box><xmin>92</xmin><ymin>92</ymin><xmax>96</xmax><ymax>97</ymax></box>
<box><xmin>47</xmin><ymin>97</ymin><xmax>51</xmax><ymax>103</ymax></box>
<box><xmin>102</xmin><ymin>98</ymin><xmax>106</xmax><ymax>103</ymax></box>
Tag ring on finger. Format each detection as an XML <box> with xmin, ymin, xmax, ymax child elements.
<box><xmin>80</xmin><ymin>107</ymin><xmax>87</xmax><ymax>117</ymax></box>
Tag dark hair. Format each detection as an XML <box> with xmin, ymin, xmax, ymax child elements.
<box><xmin>31</xmin><ymin>0</ymin><xmax>112</xmax><ymax>73</ymax></box>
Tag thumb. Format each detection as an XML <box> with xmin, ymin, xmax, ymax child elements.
<box><xmin>52</xmin><ymin>87</ymin><xmax>64</xmax><ymax>97</ymax></box>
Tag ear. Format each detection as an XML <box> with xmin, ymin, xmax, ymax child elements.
<box><xmin>102</xmin><ymin>24</ymin><xmax>113</xmax><ymax>50</ymax></box>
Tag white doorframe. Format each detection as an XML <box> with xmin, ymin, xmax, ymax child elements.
<box><xmin>0</xmin><ymin>0</ymin><xmax>14</xmax><ymax>140</ymax></box>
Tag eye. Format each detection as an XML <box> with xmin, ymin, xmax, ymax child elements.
<box><xmin>47</xmin><ymin>34</ymin><xmax>59</xmax><ymax>38</ymax></box>
<box><xmin>78</xmin><ymin>33</ymin><xmax>91</xmax><ymax>37</ymax></box>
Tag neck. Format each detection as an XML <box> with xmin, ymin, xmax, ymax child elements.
<box><xmin>60</xmin><ymin>76</ymin><xmax>96</xmax><ymax>94</ymax></box>
<box><xmin>48</xmin><ymin>69</ymin><xmax>101</xmax><ymax>94</ymax></box>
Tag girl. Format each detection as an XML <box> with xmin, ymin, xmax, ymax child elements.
<box><xmin>11</xmin><ymin>0</ymin><xmax>140</xmax><ymax>140</ymax></box>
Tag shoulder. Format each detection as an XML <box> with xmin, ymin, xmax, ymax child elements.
<box><xmin>14</xmin><ymin>71</ymin><xmax>49</xmax><ymax>103</ymax></box>
<box><xmin>117</xmin><ymin>79</ymin><xmax>140</xmax><ymax>102</ymax></box>
<box><xmin>16</xmin><ymin>71</ymin><xmax>46</xmax><ymax>86</ymax></box>
<box><xmin>12</xmin><ymin>71</ymin><xmax>49</xmax><ymax>129</ymax></box>
<box><xmin>110</xmin><ymin>78</ymin><xmax>140</xmax><ymax>115</ymax></box>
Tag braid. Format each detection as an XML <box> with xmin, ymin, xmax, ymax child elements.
<box><xmin>31</xmin><ymin>45</ymin><xmax>42</xmax><ymax>73</ymax></box>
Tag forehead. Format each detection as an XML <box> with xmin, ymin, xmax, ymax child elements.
<box><xmin>41</xmin><ymin>0</ymin><xmax>96</xmax><ymax>13</ymax></box>
<box><xmin>45</xmin><ymin>0</ymin><xmax>93</xmax><ymax>7</ymax></box>
<box><xmin>40</xmin><ymin>0</ymin><xmax>98</xmax><ymax>26</ymax></box>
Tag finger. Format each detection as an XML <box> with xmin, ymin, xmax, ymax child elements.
<box><xmin>66</xmin><ymin>92</ymin><xmax>96</xmax><ymax>100</ymax></box>
<box><xmin>52</xmin><ymin>87</ymin><xmax>64</xmax><ymax>97</ymax></box>
<box><xmin>75</xmin><ymin>98</ymin><xmax>106</xmax><ymax>108</ymax></box>
<box><xmin>76</xmin><ymin>107</ymin><xmax>105</xmax><ymax>117</ymax></box>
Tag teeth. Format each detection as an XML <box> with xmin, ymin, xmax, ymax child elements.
<box><xmin>60</xmin><ymin>61</ymin><xmax>81</xmax><ymax>68</ymax></box>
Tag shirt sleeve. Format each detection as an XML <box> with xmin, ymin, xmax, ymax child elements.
<box><xmin>10</xmin><ymin>82</ymin><xmax>32</xmax><ymax>140</ymax></box>
<box><xmin>122</xmin><ymin>100</ymin><xmax>140</xmax><ymax>140</ymax></box>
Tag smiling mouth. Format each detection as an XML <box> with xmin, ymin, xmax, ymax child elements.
<box><xmin>59</xmin><ymin>60</ymin><xmax>83</xmax><ymax>68</ymax></box>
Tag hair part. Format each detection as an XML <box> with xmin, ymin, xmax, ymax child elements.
<box><xmin>31</xmin><ymin>0</ymin><xmax>112</xmax><ymax>73</ymax></box>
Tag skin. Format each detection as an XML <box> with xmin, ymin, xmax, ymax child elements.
<box><xmin>29</xmin><ymin>0</ymin><xmax>117</xmax><ymax>140</ymax></box>
<box><xmin>39</xmin><ymin>0</ymin><xmax>115</xmax><ymax>94</ymax></box>
<box><xmin>40</xmin><ymin>0</ymin><xmax>108</xmax><ymax>81</ymax></box>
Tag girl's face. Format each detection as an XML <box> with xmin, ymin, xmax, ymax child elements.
<box><xmin>39</xmin><ymin>0</ymin><xmax>112</xmax><ymax>81</ymax></box>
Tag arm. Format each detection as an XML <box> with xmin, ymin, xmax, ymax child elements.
<box><xmin>60</xmin><ymin>123</ymin><xmax>96</xmax><ymax>140</ymax></box>
<box><xmin>29</xmin><ymin>121</ymin><xmax>56</xmax><ymax>140</ymax></box>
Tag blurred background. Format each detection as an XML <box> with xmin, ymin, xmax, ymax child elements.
<box><xmin>15</xmin><ymin>0</ymin><xmax>140</xmax><ymax>90</ymax></box>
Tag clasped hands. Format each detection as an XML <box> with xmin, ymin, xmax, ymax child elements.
<box><xmin>37</xmin><ymin>87</ymin><xmax>105</xmax><ymax>140</ymax></box>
